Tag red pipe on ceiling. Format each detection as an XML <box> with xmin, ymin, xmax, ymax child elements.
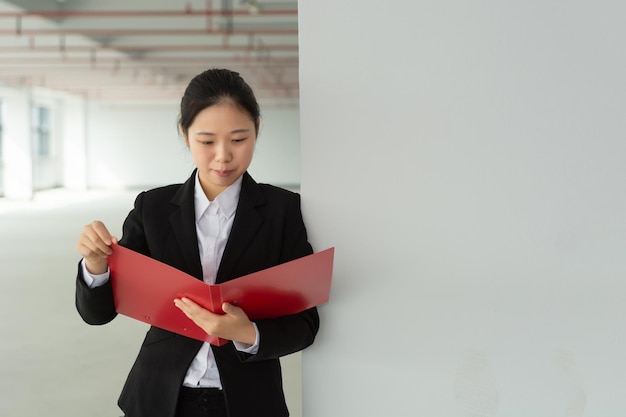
<box><xmin>0</xmin><ymin>9</ymin><xmax>297</xmax><ymax>18</ymax></box>
<box><xmin>0</xmin><ymin>44</ymin><xmax>298</xmax><ymax>52</ymax></box>
<box><xmin>0</xmin><ymin>28</ymin><xmax>297</xmax><ymax>36</ymax></box>
<box><xmin>0</xmin><ymin>6</ymin><xmax>300</xmax><ymax>101</ymax></box>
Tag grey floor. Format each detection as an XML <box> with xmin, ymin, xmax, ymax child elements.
<box><xmin>0</xmin><ymin>188</ymin><xmax>302</xmax><ymax>417</ymax></box>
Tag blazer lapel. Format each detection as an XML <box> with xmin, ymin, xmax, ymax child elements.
<box><xmin>216</xmin><ymin>172</ymin><xmax>265</xmax><ymax>283</ymax></box>
<box><xmin>169</xmin><ymin>171</ymin><xmax>204</xmax><ymax>280</ymax></box>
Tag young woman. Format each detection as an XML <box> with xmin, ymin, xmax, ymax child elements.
<box><xmin>75</xmin><ymin>68</ymin><xmax>319</xmax><ymax>417</ymax></box>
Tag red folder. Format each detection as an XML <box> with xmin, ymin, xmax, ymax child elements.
<box><xmin>108</xmin><ymin>244</ymin><xmax>334</xmax><ymax>346</ymax></box>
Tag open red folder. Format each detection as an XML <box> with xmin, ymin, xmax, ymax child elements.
<box><xmin>108</xmin><ymin>244</ymin><xmax>334</xmax><ymax>346</ymax></box>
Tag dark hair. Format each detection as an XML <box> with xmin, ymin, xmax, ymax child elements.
<box><xmin>178</xmin><ymin>68</ymin><xmax>260</xmax><ymax>135</ymax></box>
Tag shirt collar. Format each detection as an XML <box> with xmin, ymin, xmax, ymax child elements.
<box><xmin>193</xmin><ymin>171</ymin><xmax>243</xmax><ymax>221</ymax></box>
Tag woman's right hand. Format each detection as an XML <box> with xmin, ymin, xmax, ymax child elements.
<box><xmin>77</xmin><ymin>220</ymin><xmax>118</xmax><ymax>275</ymax></box>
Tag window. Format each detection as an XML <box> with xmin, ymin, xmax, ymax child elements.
<box><xmin>32</xmin><ymin>105</ymin><xmax>51</xmax><ymax>157</ymax></box>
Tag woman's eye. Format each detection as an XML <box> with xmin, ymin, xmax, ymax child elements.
<box><xmin>232</xmin><ymin>138</ymin><xmax>248</xmax><ymax>143</ymax></box>
<box><xmin>201</xmin><ymin>141</ymin><xmax>213</xmax><ymax>145</ymax></box>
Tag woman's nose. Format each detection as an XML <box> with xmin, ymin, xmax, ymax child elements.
<box><xmin>214</xmin><ymin>142</ymin><xmax>232</xmax><ymax>162</ymax></box>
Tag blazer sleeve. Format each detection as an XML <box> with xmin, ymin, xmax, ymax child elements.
<box><xmin>75</xmin><ymin>263</ymin><xmax>117</xmax><ymax>325</ymax></box>
<box><xmin>245</xmin><ymin>193</ymin><xmax>320</xmax><ymax>361</ymax></box>
<box><xmin>75</xmin><ymin>192</ymin><xmax>149</xmax><ymax>326</ymax></box>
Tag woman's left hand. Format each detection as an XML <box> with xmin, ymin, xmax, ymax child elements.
<box><xmin>174</xmin><ymin>297</ymin><xmax>256</xmax><ymax>345</ymax></box>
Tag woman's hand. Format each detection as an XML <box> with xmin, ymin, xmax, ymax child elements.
<box><xmin>174</xmin><ymin>298</ymin><xmax>256</xmax><ymax>345</ymax></box>
<box><xmin>77</xmin><ymin>220</ymin><xmax>118</xmax><ymax>275</ymax></box>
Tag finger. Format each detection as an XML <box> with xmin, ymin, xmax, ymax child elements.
<box><xmin>80</xmin><ymin>222</ymin><xmax>115</xmax><ymax>256</ymax></box>
<box><xmin>91</xmin><ymin>221</ymin><xmax>113</xmax><ymax>245</ymax></box>
<box><xmin>174</xmin><ymin>298</ymin><xmax>189</xmax><ymax>311</ymax></box>
<box><xmin>222</xmin><ymin>302</ymin><xmax>240</xmax><ymax>316</ymax></box>
<box><xmin>222</xmin><ymin>303</ymin><xmax>250</xmax><ymax>323</ymax></box>
<box><xmin>173</xmin><ymin>299</ymin><xmax>195</xmax><ymax>320</ymax></box>
<box><xmin>77</xmin><ymin>237</ymin><xmax>110</xmax><ymax>259</ymax></box>
<box><xmin>174</xmin><ymin>297</ymin><xmax>202</xmax><ymax>316</ymax></box>
<box><xmin>77</xmin><ymin>241</ymin><xmax>103</xmax><ymax>259</ymax></box>
<box><xmin>181</xmin><ymin>297</ymin><xmax>200</xmax><ymax>309</ymax></box>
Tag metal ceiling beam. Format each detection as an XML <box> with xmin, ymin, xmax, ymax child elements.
<box><xmin>0</xmin><ymin>44</ymin><xmax>298</xmax><ymax>52</ymax></box>
<box><xmin>1</xmin><ymin>28</ymin><xmax>297</xmax><ymax>36</ymax></box>
<box><xmin>0</xmin><ymin>1</ymin><xmax>300</xmax><ymax>104</ymax></box>
<box><xmin>0</xmin><ymin>9</ymin><xmax>297</xmax><ymax>18</ymax></box>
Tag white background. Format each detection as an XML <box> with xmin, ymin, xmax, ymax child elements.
<box><xmin>86</xmin><ymin>102</ymin><xmax>301</xmax><ymax>188</ymax></box>
<box><xmin>299</xmin><ymin>2</ymin><xmax>626</xmax><ymax>416</ymax></box>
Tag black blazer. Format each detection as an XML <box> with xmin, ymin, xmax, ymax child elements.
<box><xmin>75</xmin><ymin>171</ymin><xmax>319</xmax><ymax>417</ymax></box>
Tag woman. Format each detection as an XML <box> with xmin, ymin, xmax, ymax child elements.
<box><xmin>75</xmin><ymin>68</ymin><xmax>319</xmax><ymax>417</ymax></box>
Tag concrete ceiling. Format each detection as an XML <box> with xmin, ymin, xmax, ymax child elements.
<box><xmin>0</xmin><ymin>0</ymin><xmax>299</xmax><ymax>104</ymax></box>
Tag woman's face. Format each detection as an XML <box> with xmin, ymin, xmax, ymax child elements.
<box><xmin>184</xmin><ymin>101</ymin><xmax>257</xmax><ymax>200</ymax></box>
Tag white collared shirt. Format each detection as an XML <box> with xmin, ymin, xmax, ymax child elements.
<box><xmin>82</xmin><ymin>172</ymin><xmax>259</xmax><ymax>390</ymax></box>
<box><xmin>183</xmin><ymin>173</ymin><xmax>259</xmax><ymax>388</ymax></box>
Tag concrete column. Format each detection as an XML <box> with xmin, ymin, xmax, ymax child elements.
<box><xmin>61</xmin><ymin>95</ymin><xmax>87</xmax><ymax>191</ymax></box>
<box><xmin>2</xmin><ymin>88</ymin><xmax>33</xmax><ymax>200</ymax></box>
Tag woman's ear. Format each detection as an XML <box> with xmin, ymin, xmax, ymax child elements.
<box><xmin>179</xmin><ymin>124</ymin><xmax>189</xmax><ymax>146</ymax></box>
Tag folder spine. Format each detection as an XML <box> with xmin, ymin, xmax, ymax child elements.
<box><xmin>209</xmin><ymin>284</ymin><xmax>223</xmax><ymax>314</ymax></box>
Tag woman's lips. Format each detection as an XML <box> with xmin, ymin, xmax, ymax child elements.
<box><xmin>213</xmin><ymin>169</ymin><xmax>233</xmax><ymax>177</ymax></box>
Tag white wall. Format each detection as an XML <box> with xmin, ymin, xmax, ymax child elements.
<box><xmin>86</xmin><ymin>101</ymin><xmax>191</xmax><ymax>188</ymax></box>
<box><xmin>61</xmin><ymin>94</ymin><xmax>88</xmax><ymax>191</ymax></box>
<box><xmin>1</xmin><ymin>87</ymin><xmax>33</xmax><ymax>199</ymax></box>
<box><xmin>0</xmin><ymin>86</ymin><xmax>88</xmax><ymax>197</ymax></box>
<box><xmin>251</xmin><ymin>107</ymin><xmax>301</xmax><ymax>186</ymax></box>
<box><xmin>299</xmin><ymin>2</ymin><xmax>626</xmax><ymax>416</ymax></box>
<box><xmin>86</xmin><ymin>102</ymin><xmax>300</xmax><ymax>188</ymax></box>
